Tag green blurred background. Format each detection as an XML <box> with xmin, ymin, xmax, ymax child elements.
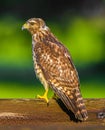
<box><xmin>0</xmin><ymin>0</ymin><xmax>105</xmax><ymax>98</ymax></box>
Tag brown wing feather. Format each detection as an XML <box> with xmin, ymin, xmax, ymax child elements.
<box><xmin>34</xmin><ymin>34</ymin><xmax>88</xmax><ymax>121</ymax></box>
<box><xmin>23</xmin><ymin>18</ymin><xmax>88</xmax><ymax>121</ymax></box>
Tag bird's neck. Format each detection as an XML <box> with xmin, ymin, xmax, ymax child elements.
<box><xmin>32</xmin><ymin>28</ymin><xmax>53</xmax><ymax>42</ymax></box>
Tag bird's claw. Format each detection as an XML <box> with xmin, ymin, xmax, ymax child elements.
<box><xmin>37</xmin><ymin>94</ymin><xmax>49</xmax><ymax>104</ymax></box>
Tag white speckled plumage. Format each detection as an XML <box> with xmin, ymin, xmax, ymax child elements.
<box><xmin>22</xmin><ymin>18</ymin><xmax>88</xmax><ymax>121</ymax></box>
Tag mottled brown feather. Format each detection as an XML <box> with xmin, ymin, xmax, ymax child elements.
<box><xmin>22</xmin><ymin>18</ymin><xmax>88</xmax><ymax>121</ymax></box>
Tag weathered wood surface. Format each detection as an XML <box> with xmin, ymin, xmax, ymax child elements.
<box><xmin>0</xmin><ymin>98</ymin><xmax>104</xmax><ymax>130</ymax></box>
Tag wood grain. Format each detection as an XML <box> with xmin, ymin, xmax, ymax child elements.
<box><xmin>0</xmin><ymin>98</ymin><xmax>104</xmax><ymax>130</ymax></box>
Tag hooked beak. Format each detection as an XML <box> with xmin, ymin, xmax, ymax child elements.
<box><xmin>22</xmin><ymin>23</ymin><xmax>29</xmax><ymax>30</ymax></box>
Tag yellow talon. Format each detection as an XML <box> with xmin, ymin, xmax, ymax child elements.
<box><xmin>37</xmin><ymin>89</ymin><xmax>49</xmax><ymax>103</ymax></box>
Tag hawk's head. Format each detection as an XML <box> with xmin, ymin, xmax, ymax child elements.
<box><xmin>22</xmin><ymin>18</ymin><xmax>48</xmax><ymax>34</ymax></box>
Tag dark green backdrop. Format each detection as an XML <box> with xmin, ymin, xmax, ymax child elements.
<box><xmin>0</xmin><ymin>0</ymin><xmax>105</xmax><ymax>98</ymax></box>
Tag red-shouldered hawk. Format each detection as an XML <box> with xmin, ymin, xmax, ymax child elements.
<box><xmin>22</xmin><ymin>18</ymin><xmax>88</xmax><ymax>121</ymax></box>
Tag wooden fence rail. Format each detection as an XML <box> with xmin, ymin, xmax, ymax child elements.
<box><xmin>0</xmin><ymin>98</ymin><xmax>105</xmax><ymax>130</ymax></box>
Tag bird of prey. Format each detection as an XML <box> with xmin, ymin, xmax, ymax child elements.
<box><xmin>22</xmin><ymin>18</ymin><xmax>88</xmax><ymax>121</ymax></box>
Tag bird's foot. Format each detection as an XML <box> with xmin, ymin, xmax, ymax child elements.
<box><xmin>37</xmin><ymin>89</ymin><xmax>49</xmax><ymax>104</ymax></box>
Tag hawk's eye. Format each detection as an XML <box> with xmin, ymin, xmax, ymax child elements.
<box><xmin>30</xmin><ymin>21</ymin><xmax>35</xmax><ymax>25</ymax></box>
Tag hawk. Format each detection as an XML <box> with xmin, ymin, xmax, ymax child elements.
<box><xmin>22</xmin><ymin>18</ymin><xmax>88</xmax><ymax>121</ymax></box>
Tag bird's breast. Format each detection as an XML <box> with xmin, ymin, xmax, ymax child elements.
<box><xmin>32</xmin><ymin>41</ymin><xmax>49</xmax><ymax>90</ymax></box>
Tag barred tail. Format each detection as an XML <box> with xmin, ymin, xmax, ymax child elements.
<box><xmin>72</xmin><ymin>87</ymin><xmax>88</xmax><ymax>121</ymax></box>
<box><xmin>53</xmin><ymin>86</ymin><xmax>88</xmax><ymax>121</ymax></box>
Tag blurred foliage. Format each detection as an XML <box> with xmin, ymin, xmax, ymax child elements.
<box><xmin>0</xmin><ymin>15</ymin><xmax>105</xmax><ymax>98</ymax></box>
<box><xmin>0</xmin><ymin>16</ymin><xmax>32</xmax><ymax>67</ymax></box>
<box><xmin>0</xmin><ymin>0</ymin><xmax>105</xmax><ymax>98</ymax></box>
<box><xmin>0</xmin><ymin>16</ymin><xmax>105</xmax><ymax>67</ymax></box>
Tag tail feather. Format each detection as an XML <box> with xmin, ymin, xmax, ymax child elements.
<box><xmin>73</xmin><ymin>88</ymin><xmax>88</xmax><ymax>121</ymax></box>
<box><xmin>53</xmin><ymin>86</ymin><xmax>88</xmax><ymax>121</ymax></box>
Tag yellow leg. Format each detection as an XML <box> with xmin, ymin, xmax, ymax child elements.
<box><xmin>37</xmin><ymin>89</ymin><xmax>49</xmax><ymax>103</ymax></box>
